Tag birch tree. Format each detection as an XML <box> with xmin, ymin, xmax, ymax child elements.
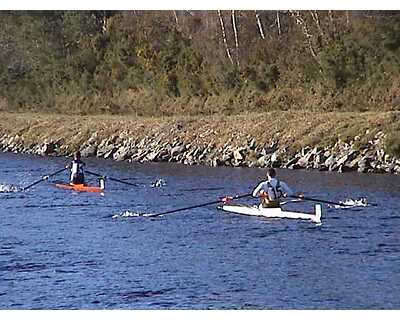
<box><xmin>328</xmin><ymin>10</ymin><xmax>337</xmax><ymax>39</ymax></box>
<box><xmin>173</xmin><ymin>11</ymin><xmax>179</xmax><ymax>28</ymax></box>
<box><xmin>346</xmin><ymin>11</ymin><xmax>350</xmax><ymax>29</ymax></box>
<box><xmin>276</xmin><ymin>11</ymin><xmax>281</xmax><ymax>36</ymax></box>
<box><xmin>289</xmin><ymin>11</ymin><xmax>323</xmax><ymax>72</ymax></box>
<box><xmin>231</xmin><ymin>10</ymin><xmax>240</xmax><ymax>66</ymax></box>
<box><xmin>310</xmin><ymin>11</ymin><xmax>324</xmax><ymax>39</ymax></box>
<box><xmin>217</xmin><ymin>10</ymin><xmax>234</xmax><ymax>64</ymax></box>
<box><xmin>255</xmin><ymin>10</ymin><xmax>265</xmax><ymax>39</ymax></box>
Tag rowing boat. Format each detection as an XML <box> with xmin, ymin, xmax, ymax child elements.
<box><xmin>55</xmin><ymin>182</ymin><xmax>105</xmax><ymax>193</ymax></box>
<box><xmin>219</xmin><ymin>203</ymin><xmax>322</xmax><ymax>223</ymax></box>
<box><xmin>55</xmin><ymin>178</ymin><xmax>105</xmax><ymax>193</ymax></box>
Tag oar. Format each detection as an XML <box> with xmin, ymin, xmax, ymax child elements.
<box><xmin>290</xmin><ymin>195</ymin><xmax>351</xmax><ymax>207</ymax></box>
<box><xmin>280</xmin><ymin>199</ymin><xmax>303</xmax><ymax>206</ymax></box>
<box><xmin>147</xmin><ymin>193</ymin><xmax>253</xmax><ymax>218</ymax></box>
<box><xmin>22</xmin><ymin>167</ymin><xmax>68</xmax><ymax>191</ymax></box>
<box><xmin>85</xmin><ymin>170</ymin><xmax>138</xmax><ymax>187</ymax></box>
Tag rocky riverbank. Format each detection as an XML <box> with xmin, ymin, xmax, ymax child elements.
<box><xmin>0</xmin><ymin>111</ymin><xmax>399</xmax><ymax>174</ymax></box>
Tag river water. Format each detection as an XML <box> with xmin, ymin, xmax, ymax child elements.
<box><xmin>0</xmin><ymin>152</ymin><xmax>399</xmax><ymax>309</ymax></box>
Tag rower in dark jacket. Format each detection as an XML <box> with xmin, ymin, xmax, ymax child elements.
<box><xmin>69</xmin><ymin>151</ymin><xmax>85</xmax><ymax>184</ymax></box>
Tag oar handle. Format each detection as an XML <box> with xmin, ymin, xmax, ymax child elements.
<box><xmin>22</xmin><ymin>167</ymin><xmax>68</xmax><ymax>191</ymax></box>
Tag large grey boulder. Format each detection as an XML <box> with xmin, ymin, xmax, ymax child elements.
<box><xmin>270</xmin><ymin>151</ymin><xmax>281</xmax><ymax>167</ymax></box>
<box><xmin>357</xmin><ymin>156</ymin><xmax>373</xmax><ymax>173</ymax></box>
<box><xmin>257</xmin><ymin>155</ymin><xmax>271</xmax><ymax>168</ymax></box>
<box><xmin>113</xmin><ymin>145</ymin><xmax>132</xmax><ymax>161</ymax></box>
<box><xmin>170</xmin><ymin>145</ymin><xmax>185</xmax><ymax>157</ymax></box>
<box><xmin>41</xmin><ymin>141</ymin><xmax>57</xmax><ymax>156</ymax></box>
<box><xmin>81</xmin><ymin>144</ymin><xmax>97</xmax><ymax>157</ymax></box>
<box><xmin>324</xmin><ymin>155</ymin><xmax>336</xmax><ymax>169</ymax></box>
<box><xmin>97</xmin><ymin>139</ymin><xmax>117</xmax><ymax>158</ymax></box>
<box><xmin>248</xmin><ymin>138</ymin><xmax>256</xmax><ymax>150</ymax></box>
<box><xmin>233</xmin><ymin>149</ymin><xmax>244</xmax><ymax>161</ymax></box>
<box><xmin>285</xmin><ymin>156</ymin><xmax>300</xmax><ymax>169</ymax></box>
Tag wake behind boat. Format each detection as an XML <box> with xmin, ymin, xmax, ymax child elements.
<box><xmin>219</xmin><ymin>203</ymin><xmax>322</xmax><ymax>224</ymax></box>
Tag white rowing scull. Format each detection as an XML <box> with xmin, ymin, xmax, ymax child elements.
<box><xmin>219</xmin><ymin>203</ymin><xmax>322</xmax><ymax>223</ymax></box>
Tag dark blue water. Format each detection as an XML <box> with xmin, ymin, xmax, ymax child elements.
<box><xmin>0</xmin><ymin>152</ymin><xmax>399</xmax><ymax>309</ymax></box>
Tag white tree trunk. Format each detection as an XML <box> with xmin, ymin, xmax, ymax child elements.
<box><xmin>328</xmin><ymin>10</ymin><xmax>337</xmax><ymax>38</ymax></box>
<box><xmin>232</xmin><ymin>10</ymin><xmax>240</xmax><ymax>66</ymax></box>
<box><xmin>173</xmin><ymin>11</ymin><xmax>179</xmax><ymax>28</ymax></box>
<box><xmin>100</xmin><ymin>11</ymin><xmax>108</xmax><ymax>34</ymax></box>
<box><xmin>310</xmin><ymin>11</ymin><xmax>324</xmax><ymax>38</ymax></box>
<box><xmin>290</xmin><ymin>10</ymin><xmax>323</xmax><ymax>73</ymax></box>
<box><xmin>276</xmin><ymin>11</ymin><xmax>281</xmax><ymax>36</ymax></box>
<box><xmin>255</xmin><ymin>10</ymin><xmax>265</xmax><ymax>39</ymax></box>
<box><xmin>218</xmin><ymin>10</ymin><xmax>234</xmax><ymax>65</ymax></box>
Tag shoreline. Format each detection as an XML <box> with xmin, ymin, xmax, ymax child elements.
<box><xmin>0</xmin><ymin>111</ymin><xmax>399</xmax><ymax>175</ymax></box>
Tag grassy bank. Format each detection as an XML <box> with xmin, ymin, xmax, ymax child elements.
<box><xmin>1</xmin><ymin>111</ymin><xmax>399</xmax><ymax>158</ymax></box>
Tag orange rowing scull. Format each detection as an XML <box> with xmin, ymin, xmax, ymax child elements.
<box><xmin>55</xmin><ymin>178</ymin><xmax>105</xmax><ymax>193</ymax></box>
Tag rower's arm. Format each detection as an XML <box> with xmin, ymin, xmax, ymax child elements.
<box><xmin>281</xmin><ymin>182</ymin><xmax>294</xmax><ymax>197</ymax></box>
<box><xmin>252</xmin><ymin>182</ymin><xmax>264</xmax><ymax>197</ymax></box>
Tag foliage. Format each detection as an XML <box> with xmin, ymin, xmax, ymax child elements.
<box><xmin>0</xmin><ymin>11</ymin><xmax>400</xmax><ymax>115</ymax></box>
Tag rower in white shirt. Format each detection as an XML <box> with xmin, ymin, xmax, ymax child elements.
<box><xmin>252</xmin><ymin>168</ymin><xmax>301</xmax><ymax>208</ymax></box>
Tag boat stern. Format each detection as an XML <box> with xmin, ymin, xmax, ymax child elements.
<box><xmin>314</xmin><ymin>204</ymin><xmax>322</xmax><ymax>224</ymax></box>
<box><xmin>99</xmin><ymin>177</ymin><xmax>106</xmax><ymax>190</ymax></box>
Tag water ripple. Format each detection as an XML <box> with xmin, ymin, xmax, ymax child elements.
<box><xmin>0</xmin><ymin>262</ymin><xmax>48</xmax><ymax>273</ymax></box>
<box><xmin>119</xmin><ymin>288</ymin><xmax>175</xmax><ymax>300</ymax></box>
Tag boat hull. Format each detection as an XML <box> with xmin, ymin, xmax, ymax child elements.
<box><xmin>55</xmin><ymin>183</ymin><xmax>104</xmax><ymax>193</ymax></box>
<box><xmin>220</xmin><ymin>204</ymin><xmax>322</xmax><ymax>223</ymax></box>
